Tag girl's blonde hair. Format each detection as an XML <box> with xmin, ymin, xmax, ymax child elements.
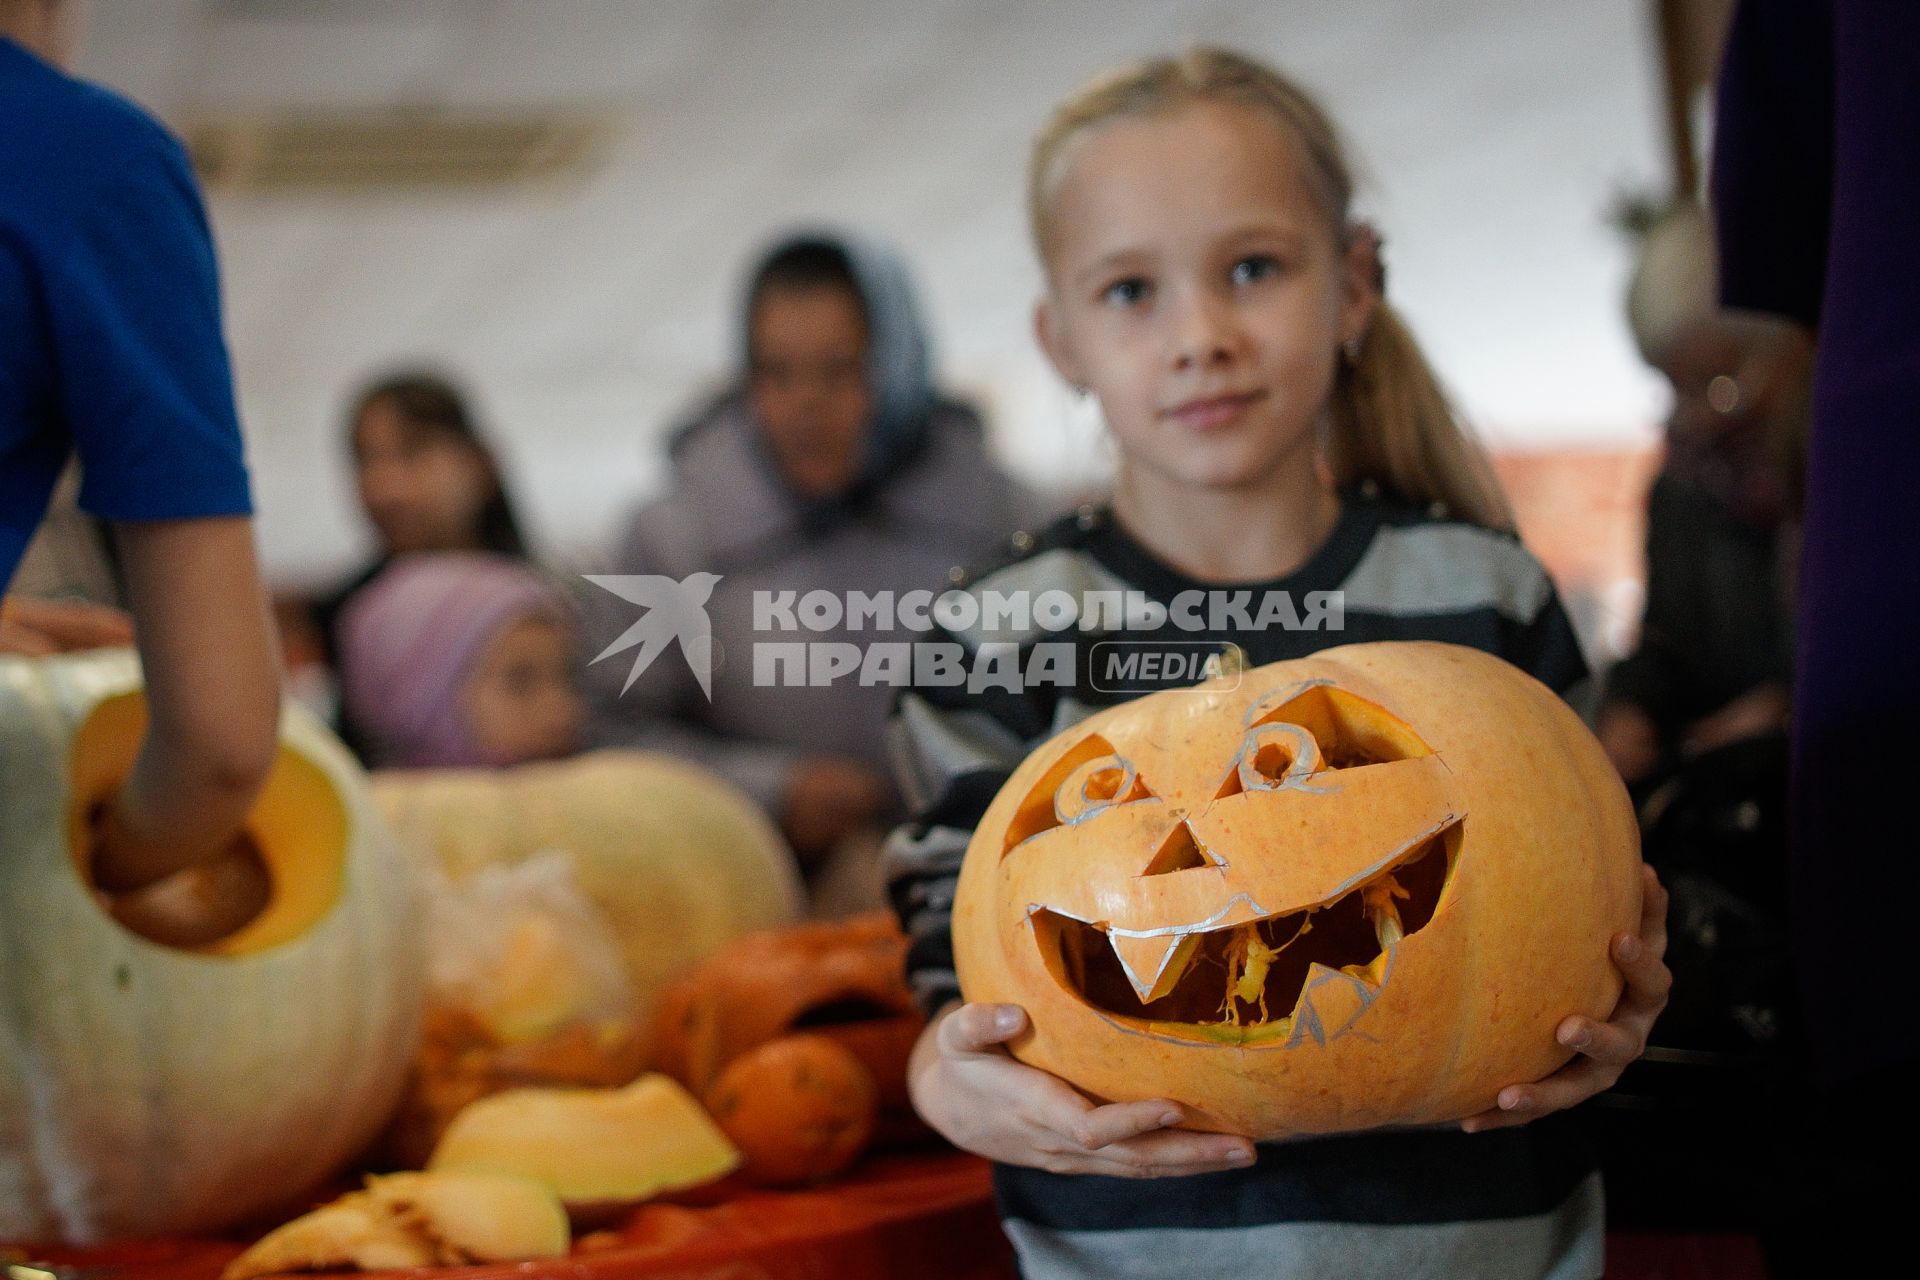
<box><xmin>1029</xmin><ymin>47</ymin><xmax>1515</xmax><ymax>532</ymax></box>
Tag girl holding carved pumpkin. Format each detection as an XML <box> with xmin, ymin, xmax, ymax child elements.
<box><xmin>885</xmin><ymin>48</ymin><xmax>1671</xmax><ymax>1280</ymax></box>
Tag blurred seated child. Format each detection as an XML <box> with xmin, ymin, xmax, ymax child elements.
<box><xmin>338</xmin><ymin>552</ymin><xmax>582</xmax><ymax>770</ymax></box>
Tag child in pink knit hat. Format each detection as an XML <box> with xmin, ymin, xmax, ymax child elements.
<box><xmin>338</xmin><ymin>552</ymin><xmax>582</xmax><ymax>769</ymax></box>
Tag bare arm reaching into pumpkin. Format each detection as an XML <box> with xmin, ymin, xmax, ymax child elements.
<box><xmin>90</xmin><ymin>517</ymin><xmax>281</xmax><ymax>941</ymax></box>
<box><xmin>0</xmin><ymin>4</ymin><xmax>281</xmax><ymax>944</ymax></box>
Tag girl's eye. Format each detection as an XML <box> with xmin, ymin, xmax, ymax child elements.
<box><xmin>1231</xmin><ymin>255</ymin><xmax>1282</xmax><ymax>286</ymax></box>
<box><xmin>1102</xmin><ymin>277</ymin><xmax>1150</xmax><ymax>307</ymax></box>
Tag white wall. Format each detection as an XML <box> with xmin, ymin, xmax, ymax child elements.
<box><xmin>77</xmin><ymin>0</ymin><xmax>1671</xmax><ymax>586</ymax></box>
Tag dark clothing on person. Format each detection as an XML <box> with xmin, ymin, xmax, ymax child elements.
<box><xmin>1714</xmin><ymin>0</ymin><xmax>1920</xmax><ymax>1092</ymax></box>
<box><xmin>1713</xmin><ymin>1</ymin><xmax>1920</xmax><ymax>1268</ymax></box>
<box><xmin>1603</xmin><ymin>472</ymin><xmax>1794</xmax><ymax>756</ymax></box>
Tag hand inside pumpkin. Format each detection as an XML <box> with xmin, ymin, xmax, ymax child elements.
<box><xmin>1458</xmin><ymin>862</ymin><xmax>1672</xmax><ymax>1134</ymax></box>
<box><xmin>95</xmin><ymin>825</ymin><xmax>274</xmax><ymax>949</ymax></box>
<box><xmin>908</xmin><ymin>1000</ymin><xmax>1257</xmax><ymax>1179</ymax></box>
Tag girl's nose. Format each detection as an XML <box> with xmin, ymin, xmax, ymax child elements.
<box><xmin>1167</xmin><ymin>289</ymin><xmax>1237</xmax><ymax>370</ymax></box>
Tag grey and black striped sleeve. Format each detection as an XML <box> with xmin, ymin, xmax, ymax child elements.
<box><xmin>882</xmin><ymin>684</ymin><xmax>1039</xmax><ymax>1015</ymax></box>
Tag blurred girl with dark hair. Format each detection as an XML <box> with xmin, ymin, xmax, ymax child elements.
<box><xmin>313</xmin><ymin>370</ymin><xmax>533</xmax><ymax>756</ymax></box>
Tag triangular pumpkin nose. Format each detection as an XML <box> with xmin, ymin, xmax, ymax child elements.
<box><xmin>1141</xmin><ymin>820</ymin><xmax>1219</xmax><ymax>876</ymax></box>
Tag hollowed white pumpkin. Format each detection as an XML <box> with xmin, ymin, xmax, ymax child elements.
<box><xmin>0</xmin><ymin>649</ymin><xmax>425</xmax><ymax>1243</ymax></box>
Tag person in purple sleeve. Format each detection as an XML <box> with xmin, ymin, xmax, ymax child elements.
<box><xmin>1713</xmin><ymin>0</ymin><xmax>1920</xmax><ymax>1268</ymax></box>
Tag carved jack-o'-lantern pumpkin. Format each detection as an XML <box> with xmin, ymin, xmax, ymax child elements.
<box><xmin>953</xmin><ymin>641</ymin><xmax>1641</xmax><ymax>1138</ymax></box>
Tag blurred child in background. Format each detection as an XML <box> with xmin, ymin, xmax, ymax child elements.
<box><xmin>337</xmin><ymin>553</ymin><xmax>581</xmax><ymax>771</ymax></box>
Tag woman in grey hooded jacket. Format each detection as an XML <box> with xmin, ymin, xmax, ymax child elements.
<box><xmin>583</xmin><ymin>231</ymin><xmax>1037</xmax><ymax>903</ymax></box>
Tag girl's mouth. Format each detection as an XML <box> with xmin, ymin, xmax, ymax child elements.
<box><xmin>1165</xmin><ymin>390</ymin><xmax>1266</xmax><ymax>431</ymax></box>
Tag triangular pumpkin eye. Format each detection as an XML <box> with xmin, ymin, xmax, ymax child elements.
<box><xmin>1000</xmin><ymin>734</ymin><xmax>1155</xmax><ymax>855</ymax></box>
<box><xmin>1243</xmin><ymin>683</ymin><xmax>1433</xmax><ymax>767</ymax></box>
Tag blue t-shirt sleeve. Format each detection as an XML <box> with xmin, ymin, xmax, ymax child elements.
<box><xmin>45</xmin><ymin>125</ymin><xmax>252</xmax><ymax>522</ymax></box>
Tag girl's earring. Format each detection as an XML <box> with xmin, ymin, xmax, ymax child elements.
<box><xmin>1342</xmin><ymin>336</ymin><xmax>1362</xmax><ymax>364</ymax></box>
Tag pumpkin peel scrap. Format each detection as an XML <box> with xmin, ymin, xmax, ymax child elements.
<box><xmin>427</xmin><ymin>1075</ymin><xmax>740</xmax><ymax>1223</ymax></box>
<box><xmin>219</xmin><ymin>1172</ymin><xmax>568</xmax><ymax>1280</ymax></box>
<box><xmin>649</xmin><ymin>912</ymin><xmax>927</xmax><ymax>1147</ymax></box>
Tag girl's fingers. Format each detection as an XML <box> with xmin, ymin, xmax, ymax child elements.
<box><xmin>1462</xmin><ymin>1030</ymin><xmax>1640</xmax><ymax>1134</ymax></box>
<box><xmin>1556</xmin><ymin>1014</ymin><xmax>1645</xmax><ymax>1068</ymax></box>
<box><xmin>1459</xmin><ymin>1104</ymin><xmax>1526</xmax><ymax>1134</ymax></box>
<box><xmin>1614</xmin><ymin>934</ymin><xmax>1674</xmax><ymax>1013</ymax></box>
<box><xmin>1510</xmin><ymin>1058</ymin><xmax>1618</xmax><ymax>1119</ymax></box>
<box><xmin>1459</xmin><ymin>874</ymin><xmax>1675</xmax><ymax>1139</ymax></box>
<box><xmin>940</xmin><ymin>1002</ymin><xmax>1028</xmax><ymax>1055</ymax></box>
<box><xmin>1060</xmin><ymin>1098</ymin><xmax>1189</xmax><ymax>1151</ymax></box>
<box><xmin>1081</xmin><ymin>1127</ymin><xmax>1258</xmax><ymax>1179</ymax></box>
<box><xmin>1637</xmin><ymin>865</ymin><xmax>1671</xmax><ymax>953</ymax></box>
<box><xmin>1458</xmin><ymin>1073</ymin><xmax>1575</xmax><ymax>1135</ymax></box>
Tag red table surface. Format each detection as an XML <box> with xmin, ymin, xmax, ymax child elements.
<box><xmin>6</xmin><ymin>1151</ymin><xmax>1017</xmax><ymax>1280</ymax></box>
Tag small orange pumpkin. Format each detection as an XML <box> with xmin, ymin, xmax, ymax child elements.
<box><xmin>953</xmin><ymin>641</ymin><xmax>1642</xmax><ymax>1139</ymax></box>
<box><xmin>652</xmin><ymin>912</ymin><xmax>923</xmax><ymax>1131</ymax></box>
<box><xmin>703</xmin><ymin>1035</ymin><xmax>877</xmax><ymax>1185</ymax></box>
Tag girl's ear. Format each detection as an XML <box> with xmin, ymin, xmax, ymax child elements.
<box><xmin>1033</xmin><ymin>297</ymin><xmax>1086</xmax><ymax>390</ymax></box>
<box><xmin>1338</xmin><ymin>229</ymin><xmax>1383</xmax><ymax>350</ymax></box>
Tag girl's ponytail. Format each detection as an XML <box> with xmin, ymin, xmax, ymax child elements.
<box><xmin>1330</xmin><ymin>303</ymin><xmax>1515</xmax><ymax>532</ymax></box>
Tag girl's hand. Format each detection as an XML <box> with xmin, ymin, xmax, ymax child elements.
<box><xmin>910</xmin><ymin>1001</ymin><xmax>1257</xmax><ymax>1178</ymax></box>
<box><xmin>1459</xmin><ymin>863</ymin><xmax>1672</xmax><ymax>1133</ymax></box>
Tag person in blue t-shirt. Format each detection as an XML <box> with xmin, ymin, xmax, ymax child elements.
<box><xmin>0</xmin><ymin>0</ymin><xmax>281</xmax><ymax>948</ymax></box>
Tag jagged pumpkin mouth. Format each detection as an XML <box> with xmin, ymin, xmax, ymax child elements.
<box><xmin>1032</xmin><ymin>826</ymin><xmax>1457</xmax><ymax>1044</ymax></box>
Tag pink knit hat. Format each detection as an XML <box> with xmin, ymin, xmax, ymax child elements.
<box><xmin>338</xmin><ymin>552</ymin><xmax>577</xmax><ymax>769</ymax></box>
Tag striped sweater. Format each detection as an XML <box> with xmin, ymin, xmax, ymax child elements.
<box><xmin>883</xmin><ymin>492</ymin><xmax>1603</xmax><ymax>1280</ymax></box>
